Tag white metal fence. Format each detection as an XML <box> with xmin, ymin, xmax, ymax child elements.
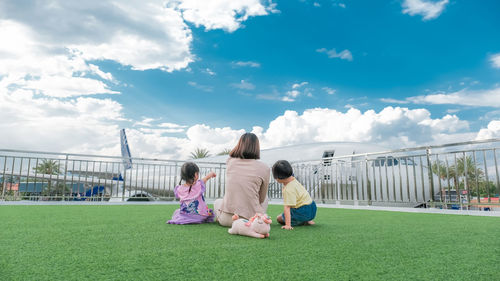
<box><xmin>0</xmin><ymin>149</ymin><xmax>225</xmax><ymax>202</ymax></box>
<box><xmin>2</xmin><ymin>139</ymin><xmax>500</xmax><ymax>210</ymax></box>
<box><xmin>277</xmin><ymin>139</ymin><xmax>500</xmax><ymax>210</ymax></box>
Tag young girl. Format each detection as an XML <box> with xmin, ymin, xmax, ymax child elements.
<box><xmin>167</xmin><ymin>162</ymin><xmax>216</xmax><ymax>224</ymax></box>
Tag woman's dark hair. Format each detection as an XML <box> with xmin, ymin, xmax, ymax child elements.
<box><xmin>272</xmin><ymin>160</ymin><xmax>293</xmax><ymax>180</ymax></box>
<box><xmin>229</xmin><ymin>133</ymin><xmax>260</xmax><ymax>159</ymax></box>
<box><xmin>179</xmin><ymin>162</ymin><xmax>199</xmax><ymax>192</ymax></box>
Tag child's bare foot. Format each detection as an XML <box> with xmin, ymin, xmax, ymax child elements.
<box><xmin>276</xmin><ymin>215</ymin><xmax>284</xmax><ymax>225</ymax></box>
<box><xmin>306</xmin><ymin>220</ymin><xmax>315</xmax><ymax>225</ymax></box>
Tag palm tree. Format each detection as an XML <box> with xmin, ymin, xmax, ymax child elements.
<box><xmin>35</xmin><ymin>159</ymin><xmax>61</xmax><ymax>196</ymax></box>
<box><xmin>35</xmin><ymin>159</ymin><xmax>60</xmax><ymax>175</ymax></box>
<box><xmin>431</xmin><ymin>161</ymin><xmax>449</xmax><ymax>181</ymax></box>
<box><xmin>455</xmin><ymin>156</ymin><xmax>484</xmax><ymax>184</ymax></box>
<box><xmin>190</xmin><ymin>148</ymin><xmax>210</xmax><ymax>159</ymax></box>
<box><xmin>217</xmin><ymin>148</ymin><xmax>232</xmax><ymax>156</ymax></box>
<box><xmin>431</xmin><ymin>155</ymin><xmax>486</xmax><ymax>195</ymax></box>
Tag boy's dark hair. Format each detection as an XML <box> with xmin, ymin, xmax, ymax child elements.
<box><xmin>179</xmin><ymin>162</ymin><xmax>199</xmax><ymax>192</ymax></box>
<box><xmin>272</xmin><ymin>160</ymin><xmax>293</xmax><ymax>180</ymax></box>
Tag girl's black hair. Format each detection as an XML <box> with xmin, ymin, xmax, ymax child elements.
<box><xmin>179</xmin><ymin>162</ymin><xmax>199</xmax><ymax>193</ymax></box>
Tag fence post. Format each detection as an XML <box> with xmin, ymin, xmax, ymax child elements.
<box><xmin>1</xmin><ymin>156</ymin><xmax>7</xmax><ymax>200</ymax></box>
<box><xmin>365</xmin><ymin>155</ymin><xmax>372</xmax><ymax>205</ymax></box>
<box><xmin>426</xmin><ymin>148</ymin><xmax>435</xmax><ymax>207</ymax></box>
<box><xmin>463</xmin><ymin>152</ymin><xmax>470</xmax><ymax>210</ymax></box>
<box><xmin>173</xmin><ymin>162</ymin><xmax>178</xmax><ymax>194</ymax></box>
<box><xmin>218</xmin><ymin>163</ymin><xmax>222</xmax><ymax>198</ymax></box>
<box><xmin>320</xmin><ymin>163</ymin><xmax>325</xmax><ymax>203</ymax></box>
<box><xmin>122</xmin><ymin>166</ymin><xmax>126</xmax><ymax>202</ymax></box>
<box><xmin>62</xmin><ymin>154</ymin><xmax>69</xmax><ymax>201</ymax></box>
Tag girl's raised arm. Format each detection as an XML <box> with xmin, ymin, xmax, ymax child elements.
<box><xmin>202</xmin><ymin>172</ymin><xmax>216</xmax><ymax>184</ymax></box>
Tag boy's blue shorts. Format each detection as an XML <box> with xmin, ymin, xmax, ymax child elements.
<box><xmin>282</xmin><ymin>201</ymin><xmax>317</xmax><ymax>226</ymax></box>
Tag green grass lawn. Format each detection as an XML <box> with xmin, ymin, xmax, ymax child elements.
<box><xmin>1</xmin><ymin>205</ymin><xmax>499</xmax><ymax>281</ymax></box>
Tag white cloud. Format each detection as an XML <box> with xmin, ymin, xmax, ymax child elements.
<box><xmin>476</xmin><ymin>121</ymin><xmax>500</xmax><ymax>140</ymax></box>
<box><xmin>0</xmin><ymin>0</ymin><xmax>276</xmax><ymax>159</ymax></box>
<box><xmin>313</xmin><ymin>2</ymin><xmax>321</xmax><ymax>7</ymax></box>
<box><xmin>476</xmin><ymin>120</ymin><xmax>500</xmax><ymax>140</ymax></box>
<box><xmin>281</xmin><ymin>91</ymin><xmax>299</xmax><ymax>102</ymax></box>
<box><xmin>292</xmin><ymin>82</ymin><xmax>308</xmax><ymax>89</ymax></box>
<box><xmin>139</xmin><ymin>128</ymin><xmax>185</xmax><ymax>135</ymax></box>
<box><xmin>88</xmin><ymin>64</ymin><xmax>114</xmax><ymax>81</ymax></box>
<box><xmin>323</xmin><ymin>87</ymin><xmax>336</xmax><ymax>95</ymax></box>
<box><xmin>317</xmin><ymin>48</ymin><xmax>353</xmax><ymax>61</ymax></box>
<box><xmin>172</xmin><ymin>0</ymin><xmax>278</xmax><ymax>32</ymax></box>
<box><xmin>231</xmin><ymin>80</ymin><xmax>256</xmax><ymax>90</ymax></box>
<box><xmin>0</xmin><ymin>20</ymin><xmax>119</xmax><ymax>98</ymax></box>
<box><xmin>159</xmin><ymin>123</ymin><xmax>187</xmax><ymax>129</ymax></box>
<box><xmin>0</xmin><ymin>89</ymin><xmax>480</xmax><ymax>159</ymax></box>
<box><xmin>402</xmin><ymin>0</ymin><xmax>449</xmax><ymax>21</ymax></box>
<box><xmin>134</xmin><ymin>117</ymin><xmax>158</xmax><ymax>127</ymax></box>
<box><xmin>0</xmin><ymin>2</ymin><xmax>194</xmax><ymax>72</ymax></box>
<box><xmin>281</xmin><ymin>82</ymin><xmax>310</xmax><ymax>102</ymax></box>
<box><xmin>180</xmin><ymin>124</ymin><xmax>247</xmax><ymax>157</ymax></box>
<box><xmin>233</xmin><ymin>61</ymin><xmax>261</xmax><ymax>68</ymax></box>
<box><xmin>205</xmin><ymin>68</ymin><xmax>216</xmax><ymax>75</ymax></box>
<box><xmin>0</xmin><ymin>0</ymin><xmax>274</xmax><ymax>100</ymax></box>
<box><xmin>144</xmin><ymin>106</ymin><xmax>470</xmax><ymax>158</ymax></box>
<box><xmin>0</xmin><ymin>88</ymin><xmax>123</xmax><ymax>155</ymax></box>
<box><xmin>253</xmin><ymin>107</ymin><xmax>470</xmax><ymax>149</ymax></box>
<box><xmin>406</xmin><ymin>87</ymin><xmax>500</xmax><ymax>107</ymax></box>
<box><xmin>25</xmin><ymin>76</ymin><xmax>119</xmax><ymax>98</ymax></box>
<box><xmin>0</xmin><ymin>1</ymin><xmax>487</xmax><ymax>161</ymax></box>
<box><xmin>123</xmin><ymin>129</ymin><xmax>190</xmax><ymax>159</ymax></box>
<box><xmin>338</xmin><ymin>3</ymin><xmax>346</xmax><ymax>8</ymax></box>
<box><xmin>491</xmin><ymin>53</ymin><xmax>500</xmax><ymax>69</ymax></box>
<box><xmin>380</xmin><ymin>98</ymin><xmax>410</xmax><ymax>104</ymax></box>
<box><xmin>188</xmin><ymin>81</ymin><xmax>214</xmax><ymax>92</ymax></box>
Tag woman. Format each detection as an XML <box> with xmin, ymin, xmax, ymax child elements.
<box><xmin>214</xmin><ymin>133</ymin><xmax>270</xmax><ymax>226</ymax></box>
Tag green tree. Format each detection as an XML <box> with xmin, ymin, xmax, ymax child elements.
<box><xmin>431</xmin><ymin>156</ymin><xmax>487</xmax><ymax>196</ymax></box>
<box><xmin>50</xmin><ymin>182</ymin><xmax>71</xmax><ymax>197</ymax></box>
<box><xmin>35</xmin><ymin>159</ymin><xmax>60</xmax><ymax>175</ymax></box>
<box><xmin>35</xmin><ymin>159</ymin><xmax>61</xmax><ymax>197</ymax></box>
<box><xmin>190</xmin><ymin>148</ymin><xmax>210</xmax><ymax>159</ymax></box>
<box><xmin>431</xmin><ymin>161</ymin><xmax>449</xmax><ymax>181</ymax></box>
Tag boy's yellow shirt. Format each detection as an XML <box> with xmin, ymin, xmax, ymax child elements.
<box><xmin>282</xmin><ymin>178</ymin><xmax>312</xmax><ymax>208</ymax></box>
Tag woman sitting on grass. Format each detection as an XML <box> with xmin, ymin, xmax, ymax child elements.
<box><xmin>167</xmin><ymin>162</ymin><xmax>216</xmax><ymax>224</ymax></box>
<box><xmin>214</xmin><ymin>133</ymin><xmax>270</xmax><ymax>226</ymax></box>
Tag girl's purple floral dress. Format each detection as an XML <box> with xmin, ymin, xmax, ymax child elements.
<box><xmin>167</xmin><ymin>180</ymin><xmax>214</xmax><ymax>224</ymax></box>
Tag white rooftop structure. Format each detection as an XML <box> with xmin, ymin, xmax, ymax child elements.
<box><xmin>201</xmin><ymin>141</ymin><xmax>390</xmax><ymax>166</ymax></box>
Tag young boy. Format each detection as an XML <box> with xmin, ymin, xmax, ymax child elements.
<box><xmin>272</xmin><ymin>160</ymin><xmax>317</xmax><ymax>230</ymax></box>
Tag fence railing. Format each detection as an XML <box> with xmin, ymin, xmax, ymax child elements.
<box><xmin>0</xmin><ymin>149</ymin><xmax>225</xmax><ymax>202</ymax></box>
<box><xmin>275</xmin><ymin>139</ymin><xmax>500</xmax><ymax>210</ymax></box>
<box><xmin>2</xmin><ymin>139</ymin><xmax>500</xmax><ymax>210</ymax></box>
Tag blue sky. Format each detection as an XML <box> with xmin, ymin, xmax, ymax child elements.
<box><xmin>1</xmin><ymin>0</ymin><xmax>500</xmax><ymax>158</ymax></box>
<box><xmin>105</xmin><ymin>0</ymin><xmax>500</xmax><ymax>129</ymax></box>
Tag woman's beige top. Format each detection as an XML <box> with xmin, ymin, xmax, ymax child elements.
<box><xmin>222</xmin><ymin>157</ymin><xmax>270</xmax><ymax>219</ymax></box>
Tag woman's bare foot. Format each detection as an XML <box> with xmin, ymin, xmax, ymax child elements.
<box><xmin>306</xmin><ymin>220</ymin><xmax>315</xmax><ymax>225</ymax></box>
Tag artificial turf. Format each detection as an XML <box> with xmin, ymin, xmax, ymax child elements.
<box><xmin>0</xmin><ymin>205</ymin><xmax>499</xmax><ymax>281</ymax></box>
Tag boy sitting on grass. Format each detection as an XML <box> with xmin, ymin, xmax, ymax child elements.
<box><xmin>272</xmin><ymin>160</ymin><xmax>317</xmax><ymax>230</ymax></box>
